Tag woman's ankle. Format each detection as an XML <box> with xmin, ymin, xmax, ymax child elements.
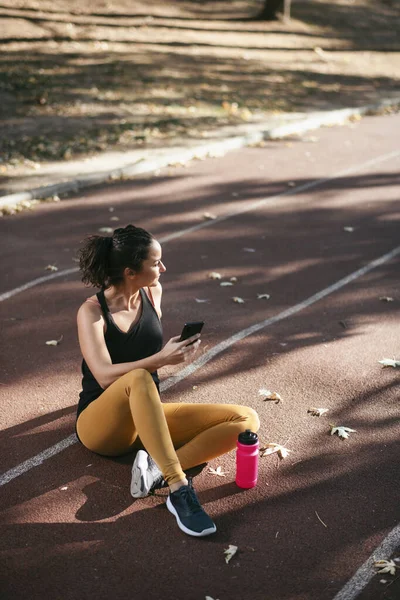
<box><xmin>169</xmin><ymin>477</ymin><xmax>188</xmax><ymax>493</ymax></box>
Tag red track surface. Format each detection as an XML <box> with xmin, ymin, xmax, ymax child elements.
<box><xmin>1</xmin><ymin>114</ymin><xmax>399</xmax><ymax>600</ymax></box>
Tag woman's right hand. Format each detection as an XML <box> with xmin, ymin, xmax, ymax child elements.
<box><xmin>157</xmin><ymin>334</ymin><xmax>201</xmax><ymax>366</ymax></box>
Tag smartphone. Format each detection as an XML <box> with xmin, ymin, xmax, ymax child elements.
<box><xmin>179</xmin><ymin>321</ymin><xmax>204</xmax><ymax>345</ymax></box>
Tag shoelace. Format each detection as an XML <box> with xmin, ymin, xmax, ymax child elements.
<box><xmin>178</xmin><ymin>479</ymin><xmax>203</xmax><ymax>514</ymax></box>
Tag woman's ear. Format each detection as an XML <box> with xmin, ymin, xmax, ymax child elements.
<box><xmin>124</xmin><ymin>267</ymin><xmax>136</xmax><ymax>279</ymax></box>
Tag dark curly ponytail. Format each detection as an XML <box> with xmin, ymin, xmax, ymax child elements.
<box><xmin>78</xmin><ymin>225</ymin><xmax>154</xmax><ymax>289</ymax></box>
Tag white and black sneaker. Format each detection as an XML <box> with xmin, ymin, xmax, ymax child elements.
<box><xmin>166</xmin><ymin>479</ymin><xmax>217</xmax><ymax>537</ymax></box>
<box><xmin>130</xmin><ymin>450</ymin><xmax>165</xmax><ymax>498</ymax></box>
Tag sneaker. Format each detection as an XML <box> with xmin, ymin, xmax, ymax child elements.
<box><xmin>130</xmin><ymin>450</ymin><xmax>164</xmax><ymax>498</ymax></box>
<box><xmin>166</xmin><ymin>480</ymin><xmax>217</xmax><ymax>537</ymax></box>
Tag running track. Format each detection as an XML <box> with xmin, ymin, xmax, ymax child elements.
<box><xmin>0</xmin><ymin>113</ymin><xmax>399</xmax><ymax>600</ymax></box>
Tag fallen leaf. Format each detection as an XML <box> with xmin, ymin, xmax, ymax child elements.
<box><xmin>224</xmin><ymin>545</ymin><xmax>238</xmax><ymax>564</ymax></box>
<box><xmin>232</xmin><ymin>296</ymin><xmax>245</xmax><ymax>304</ymax></box>
<box><xmin>378</xmin><ymin>358</ymin><xmax>400</xmax><ymax>368</ymax></box>
<box><xmin>45</xmin><ymin>265</ymin><xmax>58</xmax><ymax>272</ymax></box>
<box><xmin>208</xmin><ymin>466</ymin><xmax>226</xmax><ymax>477</ymax></box>
<box><xmin>343</xmin><ymin>226</ymin><xmax>355</xmax><ymax>232</ymax></box>
<box><xmin>330</xmin><ymin>425</ymin><xmax>356</xmax><ymax>439</ymax></box>
<box><xmin>220</xmin><ymin>281</ymin><xmax>233</xmax><ymax>287</ymax></box>
<box><xmin>257</xmin><ymin>294</ymin><xmax>271</xmax><ymax>300</ymax></box>
<box><xmin>260</xmin><ymin>443</ymin><xmax>291</xmax><ymax>459</ymax></box>
<box><xmin>203</xmin><ymin>212</ymin><xmax>217</xmax><ymax>220</ymax></box>
<box><xmin>313</xmin><ymin>46</ymin><xmax>330</xmax><ymax>61</ymax></box>
<box><xmin>98</xmin><ymin>227</ymin><xmax>113</xmax><ymax>233</ymax></box>
<box><xmin>258</xmin><ymin>389</ymin><xmax>281</xmax><ymax>403</ymax></box>
<box><xmin>45</xmin><ymin>335</ymin><xmax>63</xmax><ymax>347</ymax></box>
<box><xmin>379</xmin><ymin>296</ymin><xmax>394</xmax><ymax>302</ymax></box>
<box><xmin>243</xmin><ymin>247</ymin><xmax>256</xmax><ymax>252</ymax></box>
<box><xmin>374</xmin><ymin>560</ymin><xmax>397</xmax><ymax>576</ymax></box>
<box><xmin>208</xmin><ymin>272</ymin><xmax>222</xmax><ymax>280</ymax></box>
<box><xmin>195</xmin><ymin>298</ymin><xmax>210</xmax><ymax>303</ymax></box>
<box><xmin>308</xmin><ymin>407</ymin><xmax>329</xmax><ymax>417</ymax></box>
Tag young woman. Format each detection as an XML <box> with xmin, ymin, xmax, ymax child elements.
<box><xmin>76</xmin><ymin>224</ymin><xmax>260</xmax><ymax>537</ymax></box>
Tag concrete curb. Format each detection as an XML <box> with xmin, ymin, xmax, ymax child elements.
<box><xmin>1</xmin><ymin>96</ymin><xmax>399</xmax><ymax>211</ymax></box>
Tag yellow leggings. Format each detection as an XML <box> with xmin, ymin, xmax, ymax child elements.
<box><xmin>76</xmin><ymin>368</ymin><xmax>260</xmax><ymax>485</ymax></box>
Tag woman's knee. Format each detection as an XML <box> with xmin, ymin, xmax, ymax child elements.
<box><xmin>125</xmin><ymin>368</ymin><xmax>153</xmax><ymax>386</ymax></box>
<box><xmin>238</xmin><ymin>405</ymin><xmax>260</xmax><ymax>433</ymax></box>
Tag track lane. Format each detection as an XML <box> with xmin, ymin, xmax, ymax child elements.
<box><xmin>1</xmin><ymin>113</ymin><xmax>399</xmax><ymax>600</ymax></box>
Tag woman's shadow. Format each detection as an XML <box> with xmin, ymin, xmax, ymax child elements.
<box><xmin>75</xmin><ymin>451</ymin><xmax>242</xmax><ymax>522</ymax></box>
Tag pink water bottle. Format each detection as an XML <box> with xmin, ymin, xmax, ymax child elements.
<box><xmin>235</xmin><ymin>429</ymin><xmax>259</xmax><ymax>489</ymax></box>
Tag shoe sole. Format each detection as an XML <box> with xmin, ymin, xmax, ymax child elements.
<box><xmin>130</xmin><ymin>450</ymin><xmax>150</xmax><ymax>498</ymax></box>
<box><xmin>166</xmin><ymin>495</ymin><xmax>217</xmax><ymax>537</ymax></box>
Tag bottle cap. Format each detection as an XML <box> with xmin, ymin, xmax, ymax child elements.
<box><xmin>238</xmin><ymin>429</ymin><xmax>258</xmax><ymax>445</ymax></box>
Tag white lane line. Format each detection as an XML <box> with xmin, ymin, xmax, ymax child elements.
<box><xmin>331</xmin><ymin>523</ymin><xmax>400</xmax><ymax>600</ymax></box>
<box><xmin>1</xmin><ymin>149</ymin><xmax>399</xmax><ymax>303</ymax></box>
<box><xmin>0</xmin><ymin>434</ymin><xmax>77</xmax><ymax>486</ymax></box>
<box><xmin>1</xmin><ymin>243</ymin><xmax>399</xmax><ymax>487</ymax></box>
<box><xmin>0</xmin><ymin>268</ymin><xmax>79</xmax><ymax>302</ymax></box>
<box><xmin>161</xmin><ymin>244</ymin><xmax>400</xmax><ymax>389</ymax></box>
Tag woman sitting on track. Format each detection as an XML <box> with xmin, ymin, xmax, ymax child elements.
<box><xmin>75</xmin><ymin>224</ymin><xmax>260</xmax><ymax>537</ymax></box>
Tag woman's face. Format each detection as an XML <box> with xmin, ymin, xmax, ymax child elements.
<box><xmin>135</xmin><ymin>239</ymin><xmax>166</xmax><ymax>287</ymax></box>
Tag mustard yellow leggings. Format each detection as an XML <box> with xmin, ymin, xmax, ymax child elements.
<box><xmin>76</xmin><ymin>368</ymin><xmax>260</xmax><ymax>485</ymax></box>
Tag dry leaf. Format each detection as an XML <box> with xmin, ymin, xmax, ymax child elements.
<box><xmin>195</xmin><ymin>298</ymin><xmax>210</xmax><ymax>303</ymax></box>
<box><xmin>330</xmin><ymin>425</ymin><xmax>356</xmax><ymax>439</ymax></box>
<box><xmin>220</xmin><ymin>281</ymin><xmax>233</xmax><ymax>287</ymax></box>
<box><xmin>313</xmin><ymin>46</ymin><xmax>330</xmax><ymax>61</ymax></box>
<box><xmin>258</xmin><ymin>389</ymin><xmax>281</xmax><ymax>403</ymax></box>
<box><xmin>208</xmin><ymin>466</ymin><xmax>226</xmax><ymax>477</ymax></box>
<box><xmin>224</xmin><ymin>545</ymin><xmax>238</xmax><ymax>564</ymax></box>
<box><xmin>343</xmin><ymin>226</ymin><xmax>355</xmax><ymax>232</ymax></box>
<box><xmin>308</xmin><ymin>407</ymin><xmax>329</xmax><ymax>417</ymax></box>
<box><xmin>374</xmin><ymin>560</ymin><xmax>397</xmax><ymax>576</ymax></box>
<box><xmin>45</xmin><ymin>265</ymin><xmax>58</xmax><ymax>272</ymax></box>
<box><xmin>379</xmin><ymin>358</ymin><xmax>400</xmax><ymax>368</ymax></box>
<box><xmin>232</xmin><ymin>296</ymin><xmax>245</xmax><ymax>304</ymax></box>
<box><xmin>379</xmin><ymin>296</ymin><xmax>394</xmax><ymax>302</ymax></box>
<box><xmin>203</xmin><ymin>212</ymin><xmax>217</xmax><ymax>220</ymax></box>
<box><xmin>257</xmin><ymin>294</ymin><xmax>270</xmax><ymax>300</ymax></box>
<box><xmin>260</xmin><ymin>443</ymin><xmax>291</xmax><ymax>459</ymax></box>
<box><xmin>230</xmin><ymin>277</ymin><xmax>238</xmax><ymax>283</ymax></box>
<box><xmin>45</xmin><ymin>335</ymin><xmax>63</xmax><ymax>347</ymax></box>
<box><xmin>209</xmin><ymin>272</ymin><xmax>222</xmax><ymax>280</ymax></box>
<box><xmin>60</xmin><ymin>486</ymin><xmax>68</xmax><ymax>491</ymax></box>
<box><xmin>243</xmin><ymin>247</ymin><xmax>256</xmax><ymax>252</ymax></box>
<box><xmin>98</xmin><ymin>227</ymin><xmax>113</xmax><ymax>233</ymax></box>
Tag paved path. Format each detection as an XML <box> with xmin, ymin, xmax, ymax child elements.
<box><xmin>0</xmin><ymin>113</ymin><xmax>399</xmax><ymax>600</ymax></box>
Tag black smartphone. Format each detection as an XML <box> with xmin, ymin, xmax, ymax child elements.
<box><xmin>179</xmin><ymin>321</ymin><xmax>204</xmax><ymax>345</ymax></box>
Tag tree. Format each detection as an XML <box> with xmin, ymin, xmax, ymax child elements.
<box><xmin>256</xmin><ymin>0</ymin><xmax>292</xmax><ymax>21</ymax></box>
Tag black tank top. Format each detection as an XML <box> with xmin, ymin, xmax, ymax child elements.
<box><xmin>76</xmin><ymin>288</ymin><xmax>163</xmax><ymax>418</ymax></box>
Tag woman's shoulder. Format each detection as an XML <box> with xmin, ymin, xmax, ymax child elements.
<box><xmin>77</xmin><ymin>294</ymin><xmax>102</xmax><ymax>320</ymax></box>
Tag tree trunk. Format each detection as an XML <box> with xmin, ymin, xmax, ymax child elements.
<box><xmin>256</xmin><ymin>0</ymin><xmax>285</xmax><ymax>21</ymax></box>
